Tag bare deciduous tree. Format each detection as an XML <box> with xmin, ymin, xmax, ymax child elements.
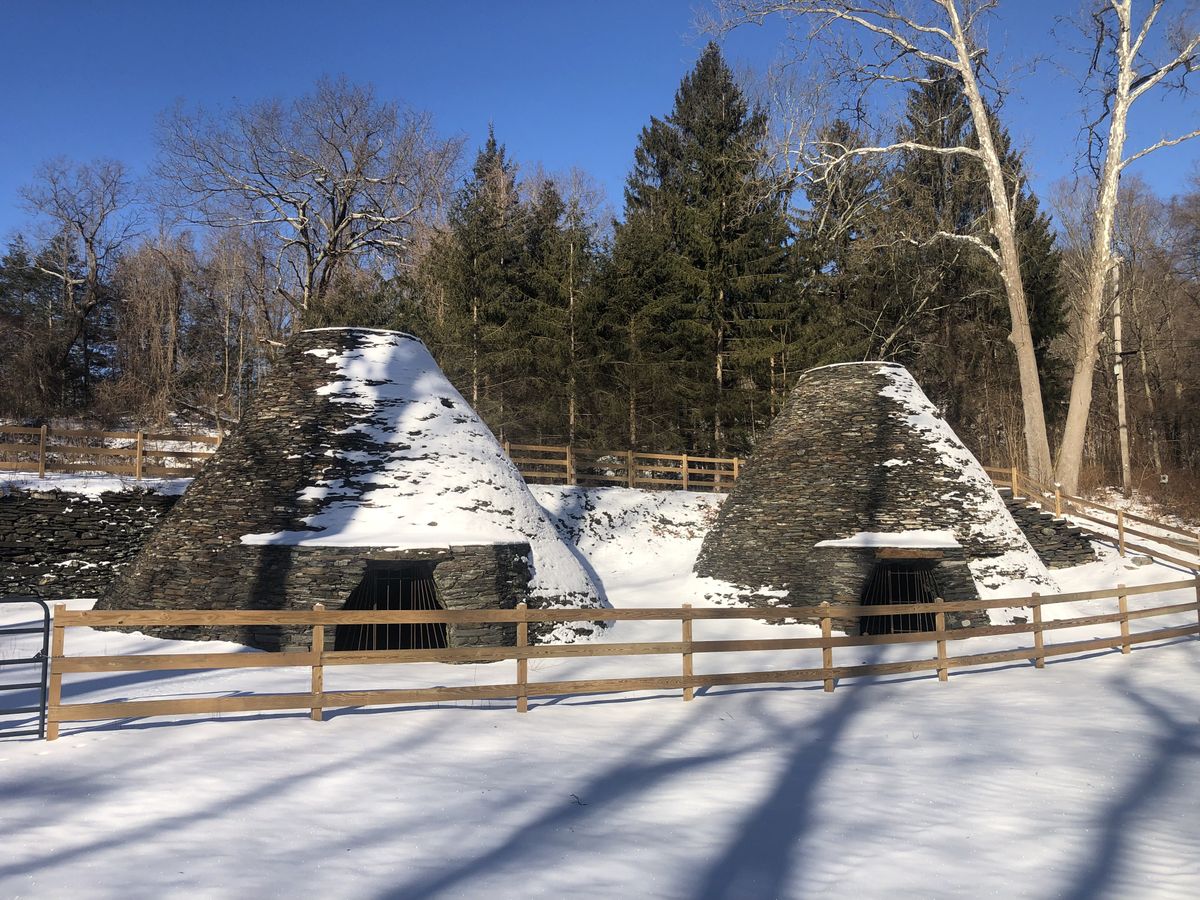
<box><xmin>717</xmin><ymin>0</ymin><xmax>1057</xmax><ymax>481</ymax></box>
<box><xmin>1054</xmin><ymin>0</ymin><xmax>1200</xmax><ymax>492</ymax></box>
<box><xmin>157</xmin><ymin>75</ymin><xmax>462</xmax><ymax>318</ymax></box>
<box><xmin>20</xmin><ymin>157</ymin><xmax>139</xmax><ymax>394</ymax></box>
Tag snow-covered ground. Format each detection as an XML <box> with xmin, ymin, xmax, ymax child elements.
<box><xmin>0</xmin><ymin>471</ymin><xmax>193</xmax><ymax>497</ymax></box>
<box><xmin>1</xmin><ymin>486</ymin><xmax>1198</xmax><ymax>898</ymax></box>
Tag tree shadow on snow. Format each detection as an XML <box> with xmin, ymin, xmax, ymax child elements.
<box><xmin>1059</xmin><ymin>666</ymin><xmax>1200</xmax><ymax>900</ymax></box>
<box><xmin>689</xmin><ymin>652</ymin><xmax>884</xmax><ymax>900</ymax></box>
<box><xmin>377</xmin><ymin>650</ymin><xmax>884</xmax><ymax>900</ymax></box>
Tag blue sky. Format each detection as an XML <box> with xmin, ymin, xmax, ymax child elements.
<box><xmin>1</xmin><ymin>0</ymin><xmax>1197</xmax><ymax>242</ymax></box>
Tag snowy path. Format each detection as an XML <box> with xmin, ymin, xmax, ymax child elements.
<box><xmin>1</xmin><ymin>487</ymin><xmax>1198</xmax><ymax>898</ymax></box>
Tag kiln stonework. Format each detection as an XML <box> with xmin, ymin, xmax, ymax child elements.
<box><xmin>0</xmin><ymin>488</ymin><xmax>178</xmax><ymax>601</ymax></box>
<box><xmin>99</xmin><ymin>328</ymin><xmax>599</xmax><ymax>650</ymax></box>
<box><xmin>695</xmin><ymin>362</ymin><xmax>1051</xmax><ymax>631</ymax></box>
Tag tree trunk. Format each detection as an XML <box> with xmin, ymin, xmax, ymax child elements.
<box><xmin>1055</xmin><ymin>66</ymin><xmax>1131</xmax><ymax>493</ymax></box>
<box><xmin>946</xmin><ymin>4</ymin><xmax>1054</xmax><ymax>483</ymax></box>
<box><xmin>567</xmin><ymin>241</ymin><xmax>578</xmax><ymax>445</ymax></box>
<box><xmin>715</xmin><ymin>307</ymin><xmax>724</xmax><ymax>449</ymax></box>
<box><xmin>470</xmin><ymin>286</ymin><xmax>480</xmax><ymax>407</ymax></box>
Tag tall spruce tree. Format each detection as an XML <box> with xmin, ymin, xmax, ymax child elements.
<box><xmin>516</xmin><ymin>180</ymin><xmax>602</xmax><ymax>443</ymax></box>
<box><xmin>606</xmin><ymin>43</ymin><xmax>789</xmax><ymax>452</ymax></box>
<box><xmin>424</xmin><ymin>129</ymin><xmax>525</xmax><ymax>429</ymax></box>
<box><xmin>802</xmin><ymin>69</ymin><xmax>1065</xmax><ymax>461</ymax></box>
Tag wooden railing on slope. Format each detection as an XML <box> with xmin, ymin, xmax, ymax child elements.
<box><xmin>504</xmin><ymin>443</ymin><xmax>741</xmax><ymax>492</ymax></box>
<box><xmin>44</xmin><ymin>577</ymin><xmax>1200</xmax><ymax>739</ymax></box>
<box><xmin>0</xmin><ymin>425</ymin><xmax>220</xmax><ymax>480</ymax></box>
<box><xmin>985</xmin><ymin>465</ymin><xmax>1200</xmax><ymax>569</ymax></box>
<box><xmin>0</xmin><ymin>426</ymin><xmax>740</xmax><ymax>493</ymax></box>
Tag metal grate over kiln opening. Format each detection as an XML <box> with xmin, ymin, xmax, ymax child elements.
<box><xmin>334</xmin><ymin>563</ymin><xmax>447</xmax><ymax>651</ymax></box>
<box><xmin>858</xmin><ymin>560</ymin><xmax>939</xmax><ymax>635</ymax></box>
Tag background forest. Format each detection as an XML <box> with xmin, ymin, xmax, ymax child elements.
<box><xmin>2</xmin><ymin>41</ymin><xmax>1198</xmax><ymax>487</ymax></box>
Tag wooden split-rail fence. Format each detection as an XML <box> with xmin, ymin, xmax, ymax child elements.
<box><xmin>0</xmin><ymin>425</ymin><xmax>219</xmax><ymax>479</ymax></box>
<box><xmin>984</xmin><ymin>465</ymin><xmax>1200</xmax><ymax>569</ymax></box>
<box><xmin>503</xmin><ymin>442</ymin><xmax>741</xmax><ymax>492</ymax></box>
<box><xmin>0</xmin><ymin>425</ymin><xmax>740</xmax><ymax>491</ymax></box>
<box><xmin>7</xmin><ymin>432</ymin><xmax>1197</xmax><ymax>738</ymax></box>
<box><xmin>43</xmin><ymin>575</ymin><xmax>1200</xmax><ymax>739</ymax></box>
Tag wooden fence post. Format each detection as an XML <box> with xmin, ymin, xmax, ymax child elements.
<box><xmin>626</xmin><ymin>450</ymin><xmax>635</xmax><ymax>488</ymax></box>
<box><xmin>1117</xmin><ymin>511</ymin><xmax>1126</xmax><ymax>557</ymax></box>
<box><xmin>733</xmin><ymin>457</ymin><xmax>741</xmax><ymax>484</ymax></box>
<box><xmin>1054</xmin><ymin>486</ymin><xmax>1062</xmax><ymax>518</ymax></box>
<box><xmin>1194</xmin><ymin>571</ymin><xmax>1200</xmax><ymax>633</ymax></box>
<box><xmin>310</xmin><ymin>603</ymin><xmax>325</xmax><ymax>721</ymax></box>
<box><xmin>46</xmin><ymin>604</ymin><xmax>66</xmax><ymax>741</ymax></box>
<box><xmin>1010</xmin><ymin>466</ymin><xmax>1019</xmax><ymax>498</ymax></box>
<box><xmin>934</xmin><ymin>596</ymin><xmax>948</xmax><ymax>683</ymax></box>
<box><xmin>134</xmin><ymin>430</ymin><xmax>144</xmax><ymax>481</ymax></box>
<box><xmin>681</xmin><ymin>603</ymin><xmax>694</xmax><ymax>701</ymax></box>
<box><xmin>516</xmin><ymin>602</ymin><xmax>529</xmax><ymax>713</ymax></box>
<box><xmin>820</xmin><ymin>601</ymin><xmax>835</xmax><ymax>693</ymax></box>
<box><xmin>1032</xmin><ymin>592</ymin><xmax>1045</xmax><ymax>669</ymax></box>
<box><xmin>565</xmin><ymin>446</ymin><xmax>576</xmax><ymax>486</ymax></box>
<box><xmin>1117</xmin><ymin>584</ymin><xmax>1130</xmax><ymax>655</ymax></box>
<box><xmin>37</xmin><ymin>424</ymin><xmax>47</xmax><ymax>478</ymax></box>
<box><xmin>681</xmin><ymin>454</ymin><xmax>689</xmax><ymax>491</ymax></box>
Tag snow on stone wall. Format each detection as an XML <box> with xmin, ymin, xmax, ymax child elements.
<box><xmin>695</xmin><ymin>362</ymin><xmax>1054</xmax><ymax>617</ymax></box>
<box><xmin>240</xmin><ymin>329</ymin><xmax>597</xmax><ymax>603</ymax></box>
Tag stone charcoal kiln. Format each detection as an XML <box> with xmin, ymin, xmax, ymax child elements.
<box><xmin>694</xmin><ymin>362</ymin><xmax>1052</xmax><ymax>633</ymax></box>
<box><xmin>100</xmin><ymin>328</ymin><xmax>601</xmax><ymax>651</ymax></box>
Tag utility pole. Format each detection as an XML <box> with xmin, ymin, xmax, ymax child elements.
<box><xmin>1111</xmin><ymin>258</ymin><xmax>1132</xmax><ymax>499</ymax></box>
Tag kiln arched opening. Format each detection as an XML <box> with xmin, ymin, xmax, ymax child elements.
<box><xmin>858</xmin><ymin>560</ymin><xmax>939</xmax><ymax>635</ymax></box>
<box><xmin>334</xmin><ymin>562</ymin><xmax>447</xmax><ymax>651</ymax></box>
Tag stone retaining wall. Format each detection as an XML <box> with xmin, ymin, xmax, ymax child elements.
<box><xmin>999</xmin><ymin>490</ymin><xmax>1097</xmax><ymax>569</ymax></box>
<box><xmin>0</xmin><ymin>489</ymin><xmax>178</xmax><ymax>600</ymax></box>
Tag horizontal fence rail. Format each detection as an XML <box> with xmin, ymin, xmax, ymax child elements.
<box><xmin>43</xmin><ymin>575</ymin><xmax>1200</xmax><ymax>738</ymax></box>
<box><xmin>0</xmin><ymin>426</ymin><xmax>742</xmax><ymax>493</ymax></box>
<box><xmin>503</xmin><ymin>442</ymin><xmax>740</xmax><ymax>492</ymax></box>
<box><xmin>986</xmin><ymin>465</ymin><xmax>1200</xmax><ymax>570</ymax></box>
<box><xmin>0</xmin><ymin>425</ymin><xmax>220</xmax><ymax>480</ymax></box>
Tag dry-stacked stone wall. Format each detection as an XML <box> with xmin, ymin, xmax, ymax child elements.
<box><xmin>0</xmin><ymin>489</ymin><xmax>178</xmax><ymax>600</ymax></box>
<box><xmin>1000</xmin><ymin>490</ymin><xmax>1097</xmax><ymax>569</ymax></box>
<box><xmin>695</xmin><ymin>363</ymin><xmax>1042</xmax><ymax>630</ymax></box>
<box><xmin>99</xmin><ymin>329</ymin><xmax>539</xmax><ymax>651</ymax></box>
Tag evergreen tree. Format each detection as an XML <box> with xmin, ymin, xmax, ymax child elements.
<box><xmin>515</xmin><ymin>180</ymin><xmax>603</xmax><ymax>443</ymax></box>
<box><xmin>888</xmin><ymin>68</ymin><xmax>1066</xmax><ymax>451</ymax></box>
<box><xmin>424</xmin><ymin>129</ymin><xmax>525</xmax><ymax>428</ymax></box>
<box><xmin>606</xmin><ymin>43</ymin><xmax>789</xmax><ymax>452</ymax></box>
<box><xmin>0</xmin><ymin>236</ymin><xmax>66</xmax><ymax>416</ymax></box>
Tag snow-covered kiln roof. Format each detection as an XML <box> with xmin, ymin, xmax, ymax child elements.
<box><xmin>695</xmin><ymin>361</ymin><xmax>1053</xmax><ymax>603</ymax></box>
<box><xmin>231</xmin><ymin>328</ymin><xmax>596</xmax><ymax>600</ymax></box>
<box><xmin>235</xmin><ymin>328</ymin><xmax>600</xmax><ymax>602</ymax></box>
<box><xmin>99</xmin><ymin>328</ymin><xmax>599</xmax><ymax>624</ymax></box>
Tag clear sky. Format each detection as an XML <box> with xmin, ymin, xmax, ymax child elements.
<box><xmin>1</xmin><ymin>0</ymin><xmax>1197</xmax><ymax>242</ymax></box>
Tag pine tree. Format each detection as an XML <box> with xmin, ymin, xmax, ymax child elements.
<box><xmin>515</xmin><ymin>180</ymin><xmax>603</xmax><ymax>443</ymax></box>
<box><xmin>425</xmin><ymin>129</ymin><xmax>525</xmax><ymax>429</ymax></box>
<box><xmin>606</xmin><ymin>43</ymin><xmax>789</xmax><ymax>452</ymax></box>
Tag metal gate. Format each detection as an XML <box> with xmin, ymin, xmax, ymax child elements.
<box><xmin>334</xmin><ymin>563</ymin><xmax>448</xmax><ymax>651</ymax></box>
<box><xmin>858</xmin><ymin>562</ymin><xmax>939</xmax><ymax>635</ymax></box>
<box><xmin>0</xmin><ymin>596</ymin><xmax>51</xmax><ymax>740</ymax></box>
